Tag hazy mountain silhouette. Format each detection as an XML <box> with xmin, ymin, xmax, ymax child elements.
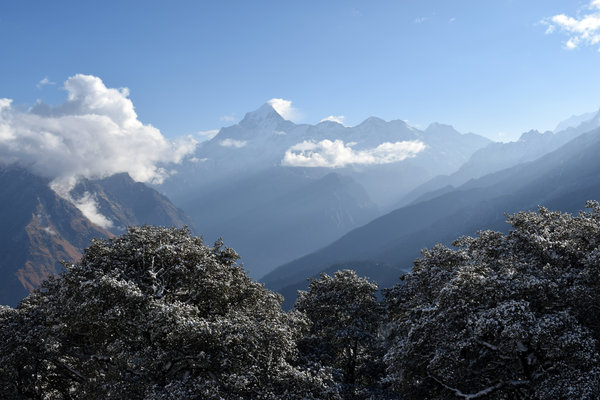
<box><xmin>399</xmin><ymin>109</ymin><xmax>600</xmax><ymax>207</ymax></box>
<box><xmin>264</xmin><ymin>127</ymin><xmax>600</xmax><ymax>307</ymax></box>
<box><xmin>158</xmin><ymin>103</ymin><xmax>491</xmax><ymax>277</ymax></box>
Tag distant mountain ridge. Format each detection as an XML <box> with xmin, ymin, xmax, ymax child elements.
<box><xmin>161</xmin><ymin>103</ymin><xmax>492</xmax><ymax>208</ymax></box>
<box><xmin>263</xmin><ymin>126</ymin><xmax>600</xmax><ymax>308</ymax></box>
<box><xmin>157</xmin><ymin>103</ymin><xmax>492</xmax><ymax>277</ymax></box>
<box><xmin>400</xmin><ymin>108</ymin><xmax>600</xmax><ymax>207</ymax></box>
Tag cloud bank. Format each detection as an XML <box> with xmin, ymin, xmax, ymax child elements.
<box><xmin>281</xmin><ymin>139</ymin><xmax>426</xmax><ymax>168</ymax></box>
<box><xmin>0</xmin><ymin>74</ymin><xmax>197</xmax><ymax>224</ymax></box>
<box><xmin>543</xmin><ymin>0</ymin><xmax>600</xmax><ymax>50</ymax></box>
<box><xmin>0</xmin><ymin>74</ymin><xmax>196</xmax><ymax>190</ymax></box>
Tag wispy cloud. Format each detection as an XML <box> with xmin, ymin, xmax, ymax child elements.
<box><xmin>219</xmin><ymin>138</ymin><xmax>247</xmax><ymax>148</ymax></box>
<box><xmin>36</xmin><ymin>77</ymin><xmax>56</xmax><ymax>89</ymax></box>
<box><xmin>220</xmin><ymin>115</ymin><xmax>237</xmax><ymax>123</ymax></box>
<box><xmin>267</xmin><ymin>98</ymin><xmax>300</xmax><ymax>121</ymax></box>
<box><xmin>281</xmin><ymin>139</ymin><xmax>426</xmax><ymax>168</ymax></box>
<box><xmin>414</xmin><ymin>17</ymin><xmax>428</xmax><ymax>24</ymax></box>
<box><xmin>543</xmin><ymin>0</ymin><xmax>600</xmax><ymax>50</ymax></box>
<box><xmin>320</xmin><ymin>115</ymin><xmax>345</xmax><ymax>125</ymax></box>
<box><xmin>69</xmin><ymin>191</ymin><xmax>113</xmax><ymax>229</ymax></box>
<box><xmin>196</xmin><ymin>129</ymin><xmax>219</xmax><ymax>141</ymax></box>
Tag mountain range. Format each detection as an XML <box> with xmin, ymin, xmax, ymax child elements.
<box><xmin>3</xmin><ymin>102</ymin><xmax>600</xmax><ymax>308</ymax></box>
<box><xmin>156</xmin><ymin>103</ymin><xmax>492</xmax><ymax>276</ymax></box>
<box><xmin>263</xmin><ymin>116</ymin><xmax>600</xmax><ymax>308</ymax></box>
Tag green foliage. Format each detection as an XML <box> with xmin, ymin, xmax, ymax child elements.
<box><xmin>385</xmin><ymin>202</ymin><xmax>600</xmax><ymax>399</ymax></box>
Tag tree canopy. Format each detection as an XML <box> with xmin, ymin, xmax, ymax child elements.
<box><xmin>0</xmin><ymin>226</ymin><xmax>337</xmax><ymax>399</ymax></box>
<box><xmin>294</xmin><ymin>270</ymin><xmax>385</xmax><ymax>398</ymax></box>
<box><xmin>3</xmin><ymin>203</ymin><xmax>600</xmax><ymax>399</ymax></box>
<box><xmin>384</xmin><ymin>202</ymin><xmax>600</xmax><ymax>399</ymax></box>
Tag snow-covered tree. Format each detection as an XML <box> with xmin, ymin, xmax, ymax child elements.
<box><xmin>294</xmin><ymin>270</ymin><xmax>386</xmax><ymax>398</ymax></box>
<box><xmin>384</xmin><ymin>203</ymin><xmax>600</xmax><ymax>399</ymax></box>
<box><xmin>0</xmin><ymin>226</ymin><xmax>338</xmax><ymax>399</ymax></box>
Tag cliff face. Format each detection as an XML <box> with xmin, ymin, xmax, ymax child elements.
<box><xmin>0</xmin><ymin>167</ymin><xmax>195</xmax><ymax>306</ymax></box>
<box><xmin>0</xmin><ymin>166</ymin><xmax>111</xmax><ymax>306</ymax></box>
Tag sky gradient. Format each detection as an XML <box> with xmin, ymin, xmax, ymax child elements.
<box><xmin>1</xmin><ymin>0</ymin><xmax>600</xmax><ymax>142</ymax></box>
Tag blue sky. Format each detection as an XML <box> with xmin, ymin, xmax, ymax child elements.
<box><xmin>1</xmin><ymin>0</ymin><xmax>600</xmax><ymax>142</ymax></box>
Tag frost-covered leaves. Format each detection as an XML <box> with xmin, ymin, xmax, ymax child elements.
<box><xmin>385</xmin><ymin>203</ymin><xmax>600</xmax><ymax>399</ymax></box>
<box><xmin>0</xmin><ymin>226</ymin><xmax>337</xmax><ymax>399</ymax></box>
<box><xmin>294</xmin><ymin>270</ymin><xmax>386</xmax><ymax>398</ymax></box>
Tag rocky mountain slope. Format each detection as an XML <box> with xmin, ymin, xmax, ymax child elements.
<box><xmin>0</xmin><ymin>166</ymin><xmax>111</xmax><ymax>306</ymax></box>
<box><xmin>0</xmin><ymin>167</ymin><xmax>194</xmax><ymax>306</ymax></box>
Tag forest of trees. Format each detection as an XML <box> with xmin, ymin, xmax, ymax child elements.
<box><xmin>3</xmin><ymin>202</ymin><xmax>600</xmax><ymax>399</ymax></box>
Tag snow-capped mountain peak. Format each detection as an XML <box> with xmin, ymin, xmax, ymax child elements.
<box><xmin>240</xmin><ymin>103</ymin><xmax>286</xmax><ymax>127</ymax></box>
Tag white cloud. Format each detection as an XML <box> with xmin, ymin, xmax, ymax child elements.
<box><xmin>320</xmin><ymin>115</ymin><xmax>345</xmax><ymax>125</ymax></box>
<box><xmin>69</xmin><ymin>191</ymin><xmax>113</xmax><ymax>229</ymax></box>
<box><xmin>220</xmin><ymin>115</ymin><xmax>237</xmax><ymax>122</ymax></box>
<box><xmin>36</xmin><ymin>77</ymin><xmax>56</xmax><ymax>88</ymax></box>
<box><xmin>0</xmin><ymin>98</ymin><xmax>11</xmax><ymax>110</ymax></box>
<box><xmin>219</xmin><ymin>138</ymin><xmax>247</xmax><ymax>148</ymax></box>
<box><xmin>196</xmin><ymin>129</ymin><xmax>219</xmax><ymax>141</ymax></box>
<box><xmin>281</xmin><ymin>139</ymin><xmax>426</xmax><ymax>168</ymax></box>
<box><xmin>267</xmin><ymin>98</ymin><xmax>300</xmax><ymax>121</ymax></box>
<box><xmin>543</xmin><ymin>1</ymin><xmax>600</xmax><ymax>50</ymax></box>
<box><xmin>0</xmin><ymin>74</ymin><xmax>197</xmax><ymax>194</ymax></box>
<box><xmin>414</xmin><ymin>17</ymin><xmax>428</xmax><ymax>24</ymax></box>
<box><xmin>42</xmin><ymin>226</ymin><xmax>57</xmax><ymax>235</ymax></box>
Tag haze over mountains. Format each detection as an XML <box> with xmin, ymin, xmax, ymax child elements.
<box><xmin>2</xmin><ymin>92</ymin><xmax>600</xmax><ymax>308</ymax></box>
<box><xmin>263</xmin><ymin>108</ymin><xmax>600</xmax><ymax>307</ymax></box>
<box><xmin>157</xmin><ymin>103</ymin><xmax>492</xmax><ymax>276</ymax></box>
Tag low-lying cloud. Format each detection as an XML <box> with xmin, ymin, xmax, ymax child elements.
<box><xmin>281</xmin><ymin>139</ymin><xmax>426</xmax><ymax>168</ymax></box>
<box><xmin>219</xmin><ymin>138</ymin><xmax>247</xmax><ymax>148</ymax></box>
<box><xmin>196</xmin><ymin>129</ymin><xmax>219</xmax><ymax>141</ymax></box>
<box><xmin>71</xmin><ymin>191</ymin><xmax>114</xmax><ymax>229</ymax></box>
<box><xmin>0</xmin><ymin>74</ymin><xmax>196</xmax><ymax>191</ymax></box>
<box><xmin>543</xmin><ymin>0</ymin><xmax>600</xmax><ymax>50</ymax></box>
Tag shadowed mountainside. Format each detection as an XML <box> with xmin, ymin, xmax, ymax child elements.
<box><xmin>264</xmin><ymin>127</ymin><xmax>600</xmax><ymax>307</ymax></box>
<box><xmin>0</xmin><ymin>166</ymin><xmax>111</xmax><ymax>306</ymax></box>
